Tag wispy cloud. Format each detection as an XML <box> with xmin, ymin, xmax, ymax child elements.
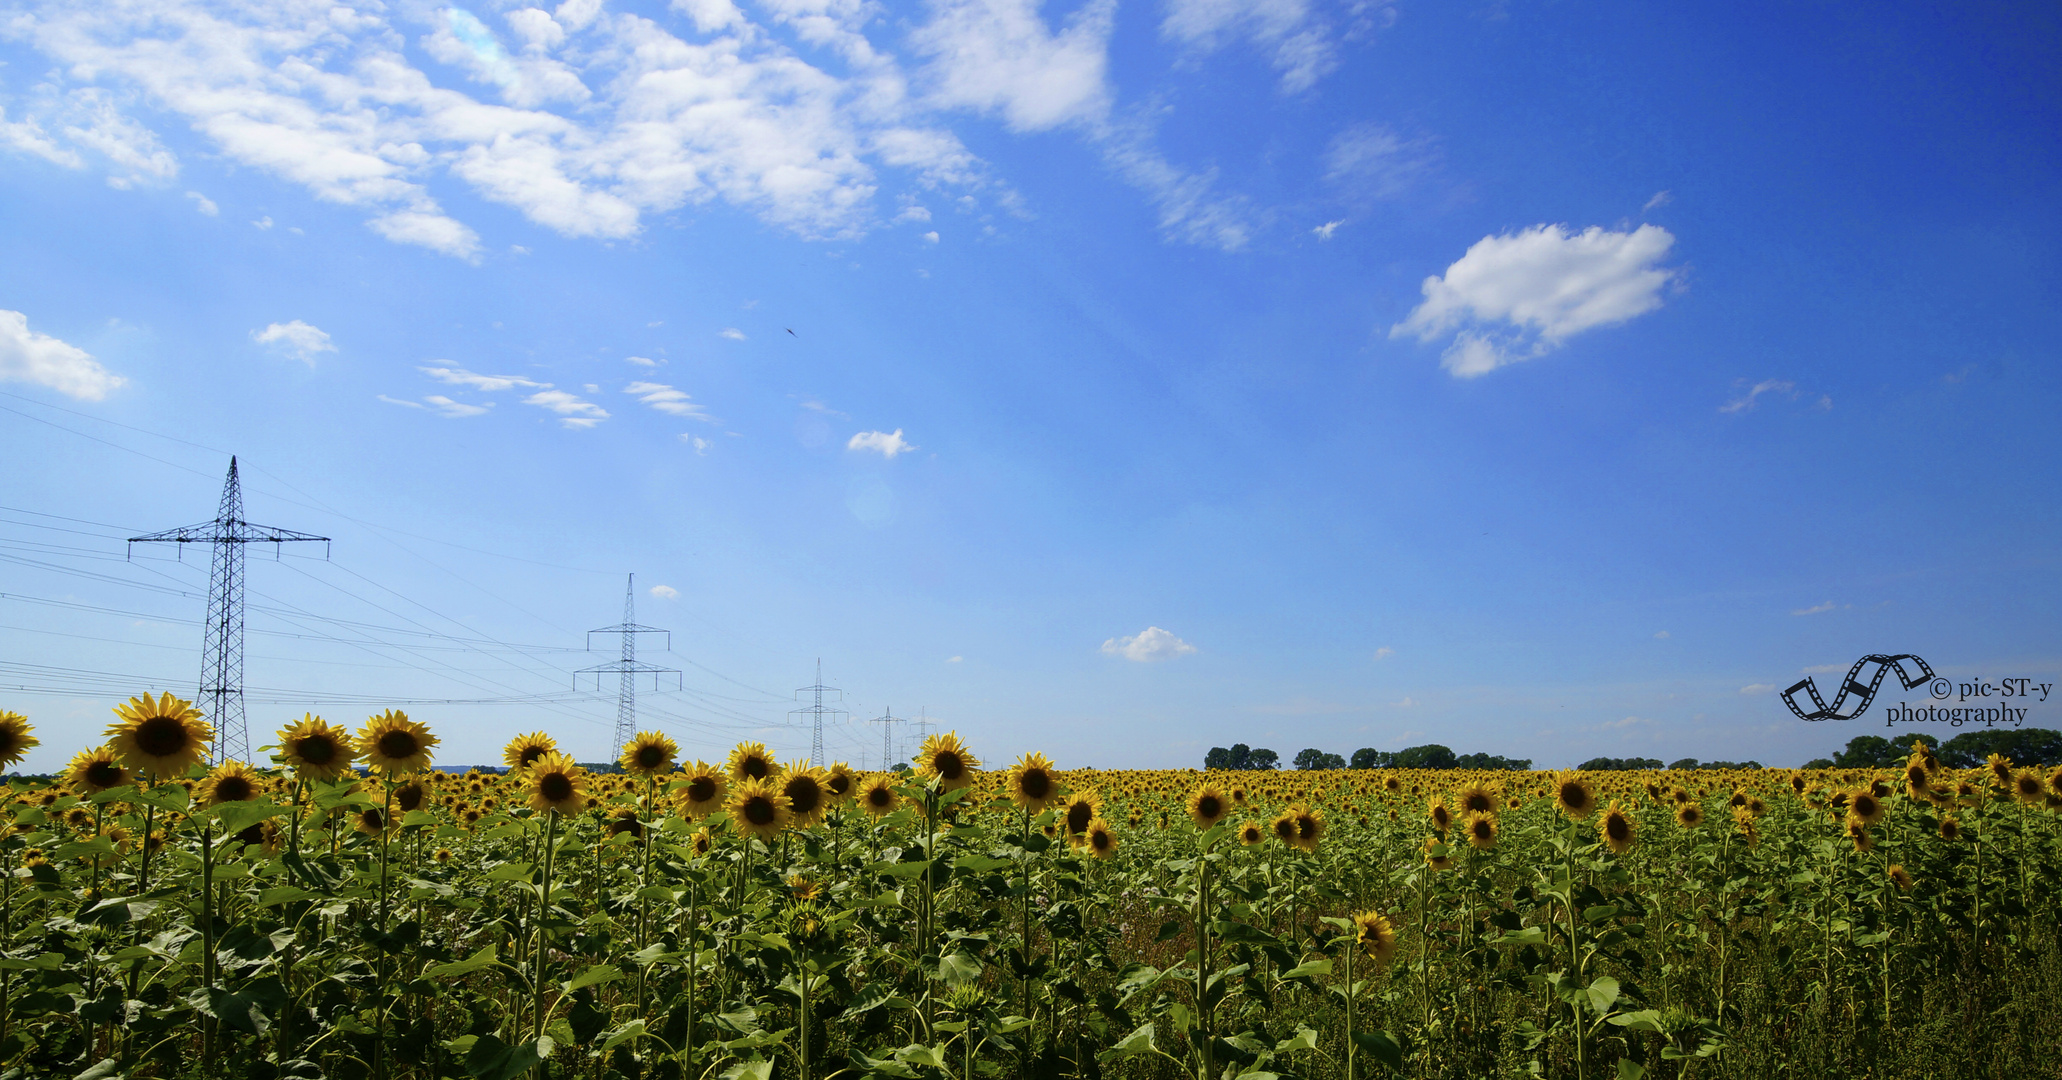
<box><xmin>1792</xmin><ymin>601</ymin><xmax>1836</xmax><ymax>616</ymax></box>
<box><xmin>1101</xmin><ymin>626</ymin><xmax>1197</xmax><ymax>662</ymax></box>
<box><xmin>625</xmin><ymin>381</ymin><xmax>711</xmax><ymax>421</ymax></box>
<box><xmin>378</xmin><ymin>394</ymin><xmax>493</xmax><ymax>418</ymax></box>
<box><xmin>1372</xmin><ymin>646</ymin><xmax>1394</xmax><ymax>660</ymax></box>
<box><xmin>421</xmin><ymin>366</ymin><xmax>546</xmax><ymax>392</ymax></box>
<box><xmin>252</xmin><ymin>320</ymin><xmax>335</xmax><ymax>365</ymax></box>
<box><xmin>185</xmin><ymin>190</ymin><xmax>217</xmax><ymax>215</ymax></box>
<box><xmin>848</xmin><ymin>429</ymin><xmax>917</xmax><ymax>458</ymax></box>
<box><xmin>719</xmin><ymin>328</ymin><xmax>746</xmax><ymax>341</ymax></box>
<box><xmin>1739</xmin><ymin>683</ymin><xmax>1776</xmax><ymax>694</ymax></box>
<box><xmin>523</xmin><ymin>389</ymin><xmax>608</xmax><ymax>428</ymax></box>
<box><xmin>1643</xmin><ymin>190</ymin><xmax>1672</xmax><ymax>212</ymax></box>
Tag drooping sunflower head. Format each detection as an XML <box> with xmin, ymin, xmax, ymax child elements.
<box><xmin>2013</xmin><ymin>768</ymin><xmax>2046</xmax><ymax>805</ymax></box>
<box><xmin>726</xmin><ymin>741</ymin><xmax>781</xmax><ymax>783</ymax></box>
<box><xmin>1847</xmin><ymin>788</ymin><xmax>1886</xmax><ymax>827</ymax></box>
<box><xmin>780</xmin><ymin>762</ymin><xmax>831</xmax><ymax>827</ymax></box>
<box><xmin>0</xmin><ymin>712</ymin><xmax>39</xmax><ymax>769</ymax></box>
<box><xmin>1056</xmin><ymin>788</ymin><xmax>1102</xmax><ymax>836</ymax></box>
<box><xmin>1597</xmin><ymin>801</ymin><xmax>1636</xmax><ymax>855</ymax></box>
<box><xmin>1456</xmin><ymin>781</ymin><xmax>1500</xmax><ymax>817</ymax></box>
<box><xmin>1553</xmin><ymin>773</ymin><xmax>1597</xmax><ymax>820</ymax></box>
<box><xmin>1291</xmin><ymin>805</ymin><xmax>1325</xmax><ymax>853</ymax></box>
<box><xmin>607</xmin><ymin>805</ymin><xmax>645</xmax><ymax>840</ymax></box>
<box><xmin>358</xmin><ymin>711</ymin><xmax>437</xmax><ymax>776</ymax></box>
<box><xmin>619</xmin><ymin>731</ymin><xmax>679</xmax><ymax>778</ymax></box>
<box><xmin>1351</xmin><ymin>910</ymin><xmax>1398</xmax><ymax>968</ymax></box>
<box><xmin>1085</xmin><ymin>817</ymin><xmax>1118</xmax><ymax>859</ymax></box>
<box><xmin>1187</xmin><ymin>784</ymin><xmax>1231</xmax><ymax>831</ymax></box>
<box><xmin>823</xmin><ymin>762</ymin><xmax>857</xmax><ymax>803</ymax></box>
<box><xmin>858</xmin><ymin>773</ymin><xmax>899</xmax><ymax>817</ymax></box>
<box><xmin>1421</xmin><ymin>835</ymin><xmax>1454</xmax><ymax>871</ymax></box>
<box><xmin>914</xmin><ymin>732</ymin><xmax>980</xmax><ymax>790</ymax></box>
<box><xmin>670</xmin><ymin>761</ymin><xmax>726</xmax><ymax>819</ymax></box>
<box><xmin>1238</xmin><ymin>820</ymin><xmax>1264</xmax><ymax>846</ymax></box>
<box><xmin>277</xmin><ymin>715</ymin><xmax>357</xmax><ymax>780</ymax></box>
<box><xmin>1427</xmin><ymin>797</ymin><xmax>1453</xmax><ymax>834</ymax></box>
<box><xmin>107</xmin><ymin>692</ymin><xmax>214</xmax><ymax>779</ymax></box>
<box><xmin>526</xmin><ymin>752</ymin><xmax>589</xmax><ymax>816</ymax></box>
<box><xmin>503</xmin><ymin>732</ymin><xmax>556</xmax><ymax>772</ymax></box>
<box><xmin>67</xmin><ymin>745</ymin><xmax>131</xmax><ymax>793</ymax></box>
<box><xmin>200</xmin><ymin>761</ymin><xmax>262</xmax><ymax>806</ymax></box>
<box><xmin>1463</xmin><ymin>811</ymin><xmax>1499</xmax><ymax>850</ymax></box>
<box><xmin>1789</xmin><ymin>773</ymin><xmax>1808</xmax><ymax>795</ymax></box>
<box><xmin>1887</xmin><ymin>864</ymin><xmax>1914</xmax><ymax>891</ymax></box>
<box><xmin>690</xmin><ymin>828</ymin><xmax>715</xmax><ymax>857</ymax></box>
<box><xmin>1006</xmin><ymin>752</ymin><xmax>1060</xmax><ymax>812</ymax></box>
<box><xmin>727</xmin><ymin>777</ymin><xmax>792</xmax><ymax>840</ymax></box>
<box><xmin>353</xmin><ymin>804</ymin><xmax>392</xmax><ymax>837</ymax></box>
<box><xmin>1846</xmin><ymin>818</ymin><xmax>1873</xmax><ymax>853</ymax></box>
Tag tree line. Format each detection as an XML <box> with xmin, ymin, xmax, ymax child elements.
<box><xmin>1204</xmin><ymin>743</ymin><xmax>1532</xmax><ymax>771</ymax></box>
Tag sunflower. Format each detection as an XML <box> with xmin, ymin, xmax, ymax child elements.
<box><xmin>1457</xmin><ymin>781</ymin><xmax>1500</xmax><ymax>817</ymax></box>
<box><xmin>689</xmin><ymin>828</ymin><xmax>715</xmax><ymax>857</ymax></box>
<box><xmin>67</xmin><ymin>745</ymin><xmax>131</xmax><ymax>793</ymax></box>
<box><xmin>857</xmin><ymin>774</ymin><xmax>900</xmax><ymax>817</ymax></box>
<box><xmin>1291</xmin><ymin>805</ymin><xmax>1325</xmax><ymax>853</ymax></box>
<box><xmin>727</xmin><ymin>777</ymin><xmax>792</xmax><ymax>840</ymax></box>
<box><xmin>1938</xmin><ymin>815</ymin><xmax>1962</xmax><ymax>842</ymax></box>
<box><xmin>1887</xmin><ymin>864</ymin><xmax>1914</xmax><ymax>891</ymax></box>
<box><xmin>0</xmin><ymin>712</ymin><xmax>38</xmax><ymax>769</ymax></box>
<box><xmin>1462</xmin><ymin>811</ymin><xmax>1499</xmax><ymax>850</ymax></box>
<box><xmin>914</xmin><ymin>732</ymin><xmax>980</xmax><ymax>790</ymax></box>
<box><xmin>780</xmin><ymin>762</ymin><xmax>832</xmax><ymax>828</ymax></box>
<box><xmin>1351</xmin><ymin>910</ymin><xmax>1399</xmax><ymax>968</ymax></box>
<box><xmin>1597</xmin><ymin>801</ymin><xmax>1636</xmax><ymax>854</ymax></box>
<box><xmin>619</xmin><ymin>731</ymin><xmax>679</xmax><ymax>778</ymax></box>
<box><xmin>526</xmin><ymin>752</ymin><xmax>589</xmax><ymax>816</ymax></box>
<box><xmin>1005</xmin><ymin>753</ymin><xmax>1061</xmax><ymax>813</ymax></box>
<box><xmin>199</xmin><ymin>761</ymin><xmax>261</xmax><ymax>806</ymax></box>
<box><xmin>789</xmin><ymin>874</ymin><xmax>821</xmax><ymax>902</ymax></box>
<box><xmin>1084</xmin><ymin>817</ymin><xmax>1119</xmax><ymax>859</ymax></box>
<box><xmin>1187</xmin><ymin>784</ymin><xmax>1232</xmax><ymax>830</ymax></box>
<box><xmin>2012</xmin><ymin>768</ymin><xmax>2046</xmax><ymax>805</ymax></box>
<box><xmin>504</xmin><ymin>732</ymin><xmax>556</xmax><ymax>772</ymax></box>
<box><xmin>392</xmin><ymin>780</ymin><xmax>428</xmax><ymax>815</ymax></box>
<box><xmin>1271</xmin><ymin>810</ymin><xmax>1298</xmax><ymax>846</ymax></box>
<box><xmin>1904</xmin><ymin>762</ymin><xmax>1933</xmax><ymax>800</ymax></box>
<box><xmin>1675</xmin><ymin>802</ymin><xmax>1705</xmax><ymax>829</ymax></box>
<box><xmin>1847</xmin><ymin>788</ymin><xmax>1886</xmax><ymax>827</ymax></box>
<box><xmin>823</xmin><ymin>762</ymin><xmax>857</xmax><ymax>804</ymax></box>
<box><xmin>676</xmin><ymin>762</ymin><xmax>729</xmax><ymax>818</ymax></box>
<box><xmin>434</xmin><ymin>847</ymin><xmax>454</xmax><ymax>864</ymax></box>
<box><xmin>1237</xmin><ymin>820</ymin><xmax>1264</xmax><ymax>846</ymax></box>
<box><xmin>1846</xmin><ymin>818</ymin><xmax>1873</xmax><ymax>853</ymax></box>
<box><xmin>358</xmin><ymin>711</ymin><xmax>437</xmax><ymax>776</ymax></box>
<box><xmin>726</xmin><ymin>741</ymin><xmax>781</xmax><ymax>783</ymax></box>
<box><xmin>353</xmin><ymin>805</ymin><xmax>392</xmax><ymax>837</ymax></box>
<box><xmin>1552</xmin><ymin>773</ymin><xmax>1598</xmax><ymax>820</ymax></box>
<box><xmin>1427</xmin><ymin>797</ymin><xmax>1453</xmax><ymax>834</ymax></box>
<box><xmin>277</xmin><ymin>715</ymin><xmax>357</xmax><ymax>780</ymax></box>
<box><xmin>1061</xmin><ymin>789</ymin><xmax>1104</xmax><ymax>837</ymax></box>
<box><xmin>106</xmin><ymin>692</ymin><xmax>214</xmax><ymax>779</ymax></box>
<box><xmin>607</xmin><ymin>806</ymin><xmax>645</xmax><ymax>840</ymax></box>
<box><xmin>2048</xmin><ymin>766</ymin><xmax>2062</xmax><ymax>800</ymax></box>
<box><xmin>1421</xmin><ymin>835</ymin><xmax>1455</xmax><ymax>870</ymax></box>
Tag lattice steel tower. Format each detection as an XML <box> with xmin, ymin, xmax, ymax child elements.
<box><xmin>578</xmin><ymin>575</ymin><xmax>678</xmax><ymax>764</ymax></box>
<box><xmin>789</xmin><ymin>660</ymin><xmax>844</xmax><ymax>766</ymax></box>
<box><xmin>868</xmin><ymin>705</ymin><xmax>905</xmax><ymax>772</ymax></box>
<box><xmin>127</xmin><ymin>457</ymin><xmax>330</xmax><ymax>765</ymax></box>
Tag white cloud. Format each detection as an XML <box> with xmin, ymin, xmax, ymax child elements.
<box><xmin>1594</xmin><ymin>715</ymin><xmax>1652</xmax><ymax>731</ymax></box>
<box><xmin>683</xmin><ymin>434</ymin><xmax>711</xmax><ymax>453</ymax></box>
<box><xmin>252</xmin><ymin>320</ymin><xmax>336</xmax><ymax>365</ymax></box>
<box><xmin>1312</xmin><ymin>219</ymin><xmax>1343</xmax><ymax>240</ymax></box>
<box><xmin>524</xmin><ymin>389</ymin><xmax>609</xmax><ymax>427</ymax></box>
<box><xmin>1161</xmin><ymin>0</ymin><xmax>1337</xmax><ymax>93</ymax></box>
<box><xmin>1324</xmin><ymin>123</ymin><xmax>1436</xmax><ymax>201</ymax></box>
<box><xmin>1801</xmin><ymin>663</ymin><xmax>1846</xmax><ymax>674</ymax></box>
<box><xmin>719</xmin><ymin>328</ymin><xmax>746</xmax><ymax>341</ymax></box>
<box><xmin>421</xmin><ymin>366</ymin><xmax>546</xmax><ymax>392</ymax></box>
<box><xmin>0</xmin><ymin>309</ymin><xmax>126</xmax><ymax>401</ymax></box>
<box><xmin>801</xmin><ymin>398</ymin><xmax>849</xmax><ymax>418</ymax></box>
<box><xmin>1100</xmin><ymin>625</ymin><xmax>1196</xmax><ymax>662</ymax></box>
<box><xmin>625</xmin><ymin>381</ymin><xmax>711</xmax><ymax>420</ymax></box>
<box><xmin>912</xmin><ymin>0</ymin><xmax>1116</xmax><ymax>132</ymax></box>
<box><xmin>252</xmin><ymin>216</ymin><xmax>274</xmax><ymax>230</ymax></box>
<box><xmin>847</xmin><ymin>428</ymin><xmax>916</xmax><ymax>458</ymax></box>
<box><xmin>185</xmin><ymin>191</ymin><xmax>218</xmax><ymax>215</ymax></box>
<box><xmin>1720</xmin><ymin>378</ymin><xmax>1796</xmax><ymax>414</ymax></box>
<box><xmin>1392</xmin><ymin>224</ymin><xmax>1680</xmax><ymax>378</ymax></box>
<box><xmin>1739</xmin><ymin>683</ymin><xmax>1776</xmax><ymax>695</ymax></box>
<box><xmin>379</xmin><ymin>394</ymin><xmax>493</xmax><ymax>417</ymax></box>
<box><xmin>1371</xmin><ymin>646</ymin><xmax>1393</xmax><ymax>660</ymax></box>
<box><xmin>1653</xmin><ymin>630</ymin><xmax>1670</xmax><ymax>639</ymax></box>
<box><xmin>946</xmin><ymin>655</ymin><xmax>963</xmax><ymax>663</ymax></box>
<box><xmin>649</xmin><ymin>584</ymin><xmax>680</xmax><ymax>600</ymax></box>
<box><xmin>0</xmin><ymin>88</ymin><xmax>178</xmax><ymax>187</ymax></box>
<box><xmin>922</xmin><ymin>230</ymin><xmax>939</xmax><ymax>243</ymax></box>
<box><xmin>1643</xmin><ymin>190</ymin><xmax>1672</xmax><ymax>211</ymax></box>
<box><xmin>1792</xmin><ymin>601</ymin><xmax>1835</xmax><ymax>616</ymax></box>
<box><xmin>626</xmin><ymin>355</ymin><xmax>658</xmax><ymax>366</ymax></box>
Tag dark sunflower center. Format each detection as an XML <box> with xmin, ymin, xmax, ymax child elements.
<box><xmin>378</xmin><ymin>730</ymin><xmax>420</xmax><ymax>760</ymax></box>
<box><xmin>1019</xmin><ymin>771</ymin><xmax>1051</xmax><ymax>800</ymax></box>
<box><xmin>86</xmin><ymin>761</ymin><xmax>125</xmax><ymax>788</ymax></box>
<box><xmin>1464</xmin><ymin>794</ymin><xmax>1491</xmax><ymax>813</ymax></box>
<box><xmin>688</xmin><ymin>777</ymin><xmax>718</xmax><ymax>802</ymax></box>
<box><xmin>362</xmin><ymin>808</ymin><xmax>385</xmax><ymax>828</ymax></box>
<box><xmin>0</xmin><ymin>732</ymin><xmax>16</xmax><ymax>755</ymax></box>
<box><xmin>826</xmin><ymin>774</ymin><xmax>852</xmax><ymax>796</ymax></box>
<box><xmin>1854</xmin><ymin>795</ymin><xmax>1877</xmax><ymax>816</ymax></box>
<box><xmin>742</xmin><ymin>756</ymin><xmax>770</xmax><ymax>779</ymax></box>
<box><xmin>1067</xmin><ymin>802</ymin><xmax>1093</xmax><ymax>833</ymax></box>
<box><xmin>298</xmin><ymin>735</ymin><xmax>337</xmax><ymax>765</ymax></box>
<box><xmin>135</xmin><ymin>715</ymin><xmax>188</xmax><ymax>758</ymax></box>
<box><xmin>1472</xmin><ymin>819</ymin><xmax>1493</xmax><ymax>839</ymax></box>
<box><xmin>744</xmin><ymin>796</ymin><xmax>776</xmax><ymax>825</ymax></box>
<box><xmin>215</xmin><ymin>776</ymin><xmax>254</xmax><ymax>802</ymax></box>
<box><xmin>395</xmin><ymin>784</ymin><xmax>425</xmax><ymax>812</ymax></box>
<box><xmin>637</xmin><ymin>746</ymin><xmax>665</xmax><ymax>768</ymax></box>
<box><xmin>235</xmin><ymin>822</ymin><xmax>266</xmax><ymax>845</ymax></box>
<box><xmin>786</xmin><ymin>778</ymin><xmax>822</xmax><ymax>815</ymax></box>
<box><xmin>867</xmin><ymin>787</ymin><xmax>892</xmax><ymax>808</ymax></box>
<box><xmin>1559</xmin><ymin>783</ymin><xmax>1587</xmax><ymax>808</ymax></box>
<box><xmin>1197</xmin><ymin>795</ymin><xmax>1223</xmax><ymax>820</ymax></box>
<box><xmin>520</xmin><ymin>746</ymin><xmax>548</xmax><ymax>767</ymax></box>
<box><xmin>1274</xmin><ymin>819</ymin><xmax>1295</xmax><ymax>840</ymax></box>
<box><xmin>1092</xmin><ymin>830</ymin><xmax>1112</xmax><ymax>851</ymax></box>
<box><xmin>1607</xmin><ymin>816</ymin><xmax>1630</xmax><ymax>842</ymax></box>
<box><xmin>934</xmin><ymin>752</ymin><xmax>965</xmax><ymax>780</ymax></box>
<box><xmin>540</xmin><ymin>773</ymin><xmax>574</xmax><ymax>802</ymax></box>
<box><xmin>1297</xmin><ymin>816</ymin><xmax>1318</xmax><ymax>839</ymax></box>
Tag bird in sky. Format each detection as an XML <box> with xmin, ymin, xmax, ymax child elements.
<box><xmin>786</xmin><ymin>328</ymin><xmax>796</xmax><ymax>336</ymax></box>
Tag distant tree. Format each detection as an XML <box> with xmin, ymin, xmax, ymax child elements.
<box><xmin>1204</xmin><ymin>747</ymin><xmax>1231</xmax><ymax>770</ymax></box>
<box><xmin>1228</xmin><ymin>744</ymin><xmax>1253</xmax><ymax>770</ymax></box>
<box><xmin>1578</xmin><ymin>757</ymin><xmax>1664</xmax><ymax>771</ymax></box>
<box><xmin>1350</xmin><ymin>748</ymin><xmax>1390</xmax><ymax>769</ymax></box>
<box><xmin>1392</xmin><ymin>744</ymin><xmax>1458</xmax><ymax>770</ymax></box>
<box><xmin>1802</xmin><ymin>758</ymin><xmax>1834</xmax><ymax>769</ymax></box>
<box><xmin>1939</xmin><ymin>728</ymin><xmax>2062</xmax><ymax>768</ymax></box>
<box><xmin>1455</xmin><ymin>752</ymin><xmax>1532</xmax><ymax>771</ymax></box>
<box><xmin>1699</xmin><ymin>760</ymin><xmax>1764</xmax><ymax>770</ymax></box>
<box><xmin>1247</xmin><ymin>748</ymin><xmax>1280</xmax><ymax>771</ymax></box>
<box><xmin>1668</xmin><ymin>758</ymin><xmax>1701</xmax><ymax>770</ymax></box>
<box><xmin>1831</xmin><ymin>735</ymin><xmax>1935</xmax><ymax>769</ymax></box>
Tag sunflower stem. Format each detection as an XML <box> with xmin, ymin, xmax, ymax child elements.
<box><xmin>534</xmin><ymin>808</ymin><xmax>560</xmax><ymax>1050</ymax></box>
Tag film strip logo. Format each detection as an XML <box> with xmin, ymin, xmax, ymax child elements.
<box><xmin>1782</xmin><ymin>654</ymin><xmax>1935</xmax><ymax>722</ymax></box>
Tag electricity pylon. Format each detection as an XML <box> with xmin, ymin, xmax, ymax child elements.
<box><xmin>127</xmin><ymin>457</ymin><xmax>330</xmax><ymax>765</ymax></box>
<box><xmin>789</xmin><ymin>659</ymin><xmax>844</xmax><ymax>766</ymax></box>
<box><xmin>868</xmin><ymin>705</ymin><xmax>905</xmax><ymax>771</ymax></box>
<box><xmin>577</xmin><ymin>574</ymin><xmax>678</xmax><ymax>764</ymax></box>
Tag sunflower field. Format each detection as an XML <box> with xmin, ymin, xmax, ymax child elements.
<box><xmin>0</xmin><ymin>697</ymin><xmax>2060</xmax><ymax>1080</ymax></box>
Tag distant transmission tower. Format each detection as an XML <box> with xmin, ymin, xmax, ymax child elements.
<box><xmin>127</xmin><ymin>457</ymin><xmax>330</xmax><ymax>765</ymax></box>
<box><xmin>577</xmin><ymin>574</ymin><xmax>679</xmax><ymax>764</ymax></box>
<box><xmin>868</xmin><ymin>705</ymin><xmax>905</xmax><ymax>771</ymax></box>
<box><xmin>789</xmin><ymin>660</ymin><xmax>845</xmax><ymax>766</ymax></box>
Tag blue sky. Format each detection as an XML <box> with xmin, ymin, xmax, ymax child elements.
<box><xmin>1</xmin><ymin>0</ymin><xmax>2056</xmax><ymax>773</ymax></box>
